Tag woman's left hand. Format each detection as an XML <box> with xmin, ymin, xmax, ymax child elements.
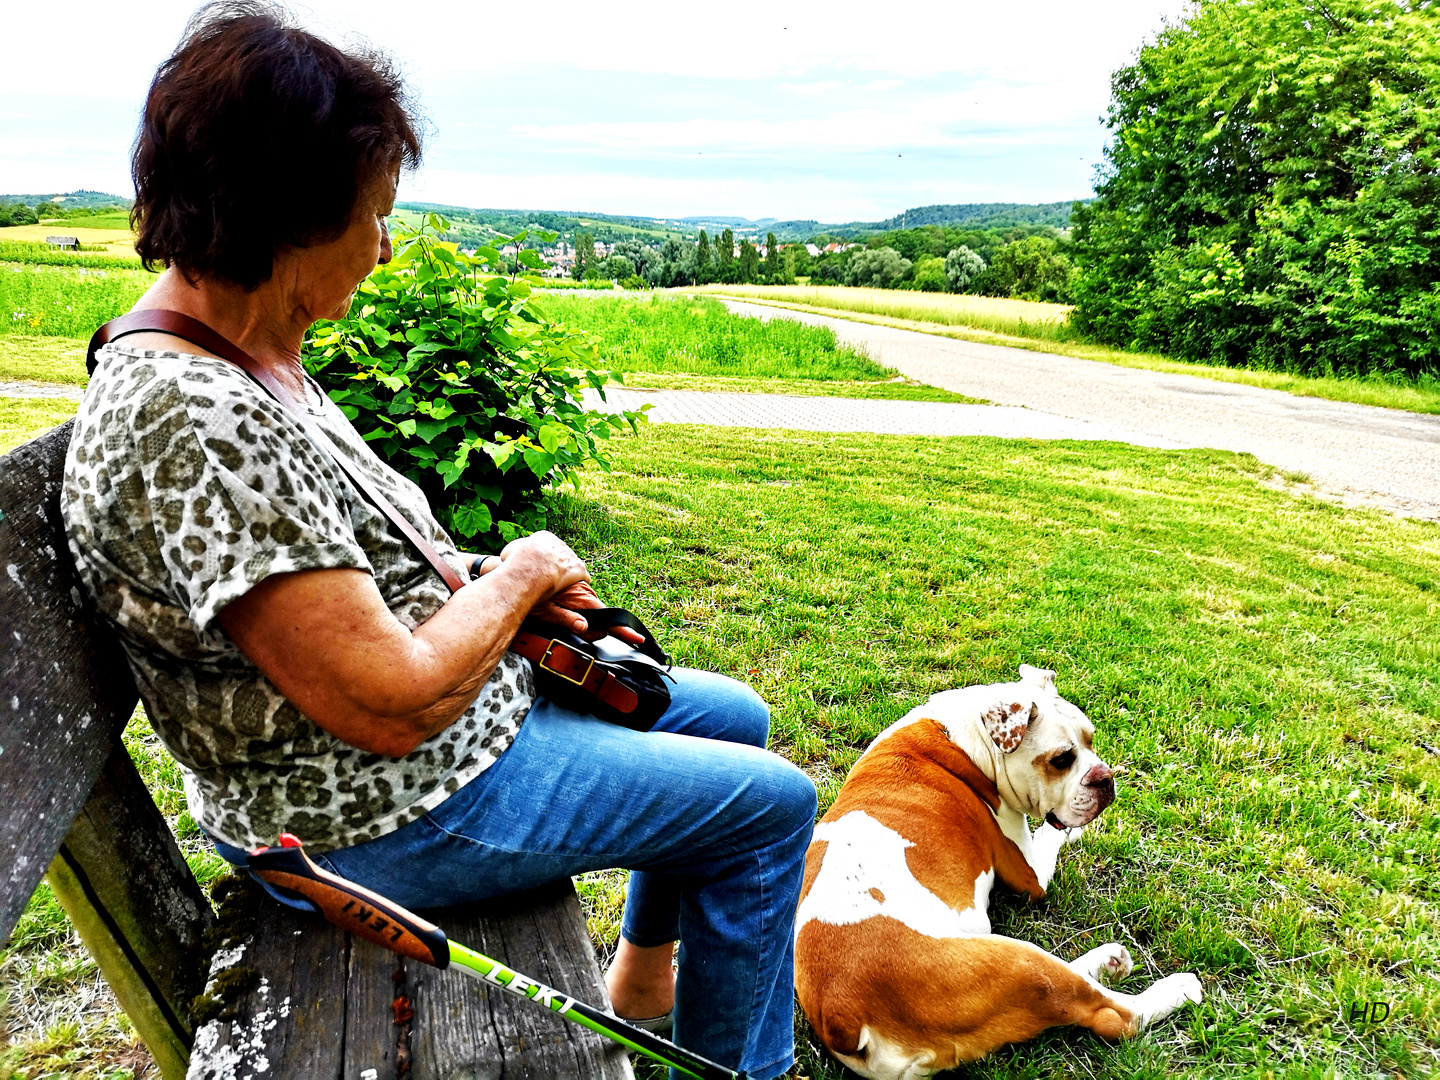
<box><xmin>533</xmin><ymin>582</ymin><xmax>646</xmax><ymax>645</ymax></box>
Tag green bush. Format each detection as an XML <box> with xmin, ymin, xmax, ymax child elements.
<box><xmin>619</xmin><ymin>274</ymin><xmax>648</xmax><ymax>291</ymax></box>
<box><xmin>303</xmin><ymin>219</ymin><xmax>647</xmax><ymax>546</ymax></box>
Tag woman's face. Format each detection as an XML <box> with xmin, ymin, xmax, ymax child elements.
<box><xmin>283</xmin><ymin>165</ymin><xmax>399</xmax><ymax>323</ymax></box>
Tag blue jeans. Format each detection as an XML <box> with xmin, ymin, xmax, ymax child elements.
<box><xmin>215</xmin><ymin>669</ymin><xmax>816</xmax><ymax>1079</ymax></box>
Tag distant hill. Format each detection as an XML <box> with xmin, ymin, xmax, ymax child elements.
<box><xmin>0</xmin><ymin>190</ymin><xmax>132</xmax><ymax>210</ymax></box>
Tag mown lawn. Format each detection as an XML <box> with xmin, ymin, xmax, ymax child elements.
<box><xmin>558</xmin><ymin>425</ymin><xmax>1439</xmax><ymax>1079</ymax></box>
<box><xmin>3</xmin><ymin>397</ymin><xmax>1438</xmax><ymax>1077</ymax></box>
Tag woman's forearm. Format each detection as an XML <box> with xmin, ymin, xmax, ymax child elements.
<box><xmin>218</xmin><ymin>540</ymin><xmax>584</xmax><ymax>757</ymax></box>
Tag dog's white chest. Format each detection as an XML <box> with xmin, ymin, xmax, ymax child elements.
<box><xmin>796</xmin><ymin>810</ymin><xmax>993</xmax><ymax>940</ymax></box>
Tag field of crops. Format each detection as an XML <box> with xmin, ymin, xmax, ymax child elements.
<box><xmin>689</xmin><ymin>283</ymin><xmax>1074</xmax><ymax>341</ymax></box>
<box><xmin>0</xmin><ymin>264</ymin><xmax>149</xmax><ymax>337</ymax></box>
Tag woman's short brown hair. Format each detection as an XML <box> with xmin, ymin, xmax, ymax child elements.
<box><xmin>133</xmin><ymin>2</ymin><xmax>422</xmax><ymax>288</ymax></box>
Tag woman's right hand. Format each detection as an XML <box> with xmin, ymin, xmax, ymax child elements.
<box><xmin>497</xmin><ymin>530</ymin><xmax>590</xmax><ymax>597</ymax></box>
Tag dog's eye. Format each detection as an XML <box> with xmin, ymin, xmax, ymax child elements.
<box><xmin>1051</xmin><ymin>750</ymin><xmax>1076</xmax><ymax>771</ymax></box>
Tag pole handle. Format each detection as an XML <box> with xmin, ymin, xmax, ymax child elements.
<box><xmin>247</xmin><ymin>834</ymin><xmax>450</xmax><ymax>968</ymax></box>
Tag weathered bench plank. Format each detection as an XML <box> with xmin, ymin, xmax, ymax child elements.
<box><xmin>0</xmin><ymin>420</ymin><xmax>140</xmax><ymax>940</ymax></box>
<box><xmin>192</xmin><ymin>878</ymin><xmax>631</xmax><ymax>1079</ymax></box>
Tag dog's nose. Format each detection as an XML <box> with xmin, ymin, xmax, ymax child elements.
<box><xmin>1083</xmin><ymin>763</ymin><xmax>1115</xmax><ymax>810</ymax></box>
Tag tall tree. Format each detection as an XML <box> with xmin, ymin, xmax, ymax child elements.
<box><xmin>572</xmin><ymin>230</ymin><xmax>595</xmax><ymax>281</ymax></box>
<box><xmin>717</xmin><ymin>228</ymin><xmax>735</xmax><ymax>281</ymax></box>
<box><xmin>1072</xmin><ymin>0</ymin><xmax>1440</xmax><ymax>377</ymax></box>
<box><xmin>763</xmin><ymin>232</ymin><xmax>780</xmax><ymax>281</ymax></box>
<box><xmin>696</xmin><ymin>230</ymin><xmax>712</xmax><ymax>284</ymax></box>
<box><xmin>738</xmin><ymin>240</ymin><xmax>760</xmax><ymax>283</ymax></box>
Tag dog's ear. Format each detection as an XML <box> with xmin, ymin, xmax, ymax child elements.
<box><xmin>1018</xmin><ymin>664</ymin><xmax>1057</xmax><ymax>691</ymax></box>
<box><xmin>983</xmin><ymin>700</ymin><xmax>1037</xmax><ymax>753</ymax></box>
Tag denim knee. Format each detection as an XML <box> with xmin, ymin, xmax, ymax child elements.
<box><xmin>766</xmin><ymin>758</ymin><xmax>819</xmax><ymax>848</ymax></box>
<box><xmin>727</xmin><ymin>680</ymin><xmax>772</xmax><ymax>749</ymax></box>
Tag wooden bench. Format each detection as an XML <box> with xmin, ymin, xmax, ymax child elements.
<box><xmin>0</xmin><ymin>420</ymin><xmax>631</xmax><ymax>1079</ymax></box>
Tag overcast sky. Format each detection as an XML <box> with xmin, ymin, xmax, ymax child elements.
<box><xmin>1</xmin><ymin>0</ymin><xmax>1190</xmax><ymax>222</ymax></box>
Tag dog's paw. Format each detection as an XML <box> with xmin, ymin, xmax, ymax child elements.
<box><xmin>1072</xmin><ymin>943</ymin><xmax>1132</xmax><ymax>982</ymax></box>
<box><xmin>1134</xmin><ymin>972</ymin><xmax>1204</xmax><ymax>1030</ymax></box>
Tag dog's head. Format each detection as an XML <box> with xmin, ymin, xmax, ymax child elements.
<box><xmin>979</xmin><ymin>664</ymin><xmax>1114</xmax><ymax>829</ymax></box>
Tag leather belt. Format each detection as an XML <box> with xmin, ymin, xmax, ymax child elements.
<box><xmin>510</xmin><ymin>632</ymin><xmax>640</xmax><ymax>715</ymax></box>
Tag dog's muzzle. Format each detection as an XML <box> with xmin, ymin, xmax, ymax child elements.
<box><xmin>1046</xmin><ymin>763</ymin><xmax>1116</xmax><ymax>829</ymax></box>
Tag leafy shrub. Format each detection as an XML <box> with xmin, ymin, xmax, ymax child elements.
<box><xmin>303</xmin><ymin>218</ymin><xmax>647</xmax><ymax>546</ymax></box>
<box><xmin>620</xmin><ymin>274</ymin><xmax>648</xmax><ymax>291</ymax></box>
<box><xmin>845</xmin><ymin>248</ymin><xmax>912</xmax><ymax>288</ymax></box>
<box><xmin>982</xmin><ymin>236</ymin><xmax>1074</xmax><ymax>303</ymax></box>
<box><xmin>944</xmin><ymin>246</ymin><xmax>985</xmax><ymax>292</ymax></box>
<box><xmin>911</xmin><ymin>256</ymin><xmax>948</xmax><ymax>292</ymax></box>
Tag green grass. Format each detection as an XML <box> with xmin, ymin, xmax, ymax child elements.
<box><xmin>0</xmin><ymin>397</ymin><xmax>79</xmax><ymax>454</ymax></box>
<box><xmin>1</xmin><ymin>265</ymin><xmax>149</xmax><ymax>339</ymax></box>
<box><xmin>0</xmin><ymin>337</ymin><xmax>87</xmax><ymax>386</ymax></box>
<box><xmin>550</xmin><ymin>425</ymin><xmax>1439</xmax><ymax>1079</ymax></box>
<box><xmin>541</xmin><ymin>293</ymin><xmax>961</xmax><ymax>400</ymax></box>
<box><xmin>698</xmin><ymin>287</ymin><xmax>1440</xmax><ymax>416</ymax></box>
<box><xmin>38</xmin><ymin>213</ymin><xmax>133</xmax><ymax>232</ymax></box>
<box><xmin>692</xmin><ymin>283</ymin><xmax>1075</xmax><ymax>341</ymax></box>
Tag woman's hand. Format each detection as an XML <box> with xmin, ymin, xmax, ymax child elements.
<box><xmin>531</xmin><ymin>582</ymin><xmax>646</xmax><ymax>645</ymax></box>
<box><xmin>497</xmin><ymin>530</ymin><xmax>590</xmax><ymax>596</ymax></box>
<box><xmin>479</xmin><ymin>534</ymin><xmax>644</xmax><ymax>645</ymax></box>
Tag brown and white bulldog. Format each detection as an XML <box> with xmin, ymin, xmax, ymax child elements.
<box><xmin>794</xmin><ymin>665</ymin><xmax>1201</xmax><ymax>1079</ymax></box>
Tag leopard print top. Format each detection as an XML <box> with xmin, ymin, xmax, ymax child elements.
<box><xmin>62</xmin><ymin>343</ymin><xmax>534</xmax><ymax>852</ymax></box>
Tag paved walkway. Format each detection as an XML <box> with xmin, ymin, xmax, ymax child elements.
<box><xmin>0</xmin><ymin>380</ymin><xmax>83</xmax><ymax>400</ymax></box>
<box><xmin>716</xmin><ymin>299</ymin><xmax>1440</xmax><ymax>519</ymax></box>
<box><xmin>8</xmin><ymin>305</ymin><xmax>1436</xmax><ymax>518</ymax></box>
<box><xmin>588</xmin><ymin>387</ymin><xmax>1184</xmax><ymax>448</ymax></box>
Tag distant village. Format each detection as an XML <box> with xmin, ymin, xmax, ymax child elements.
<box><xmin>499</xmin><ymin>238</ymin><xmax>861</xmax><ymax>278</ymax></box>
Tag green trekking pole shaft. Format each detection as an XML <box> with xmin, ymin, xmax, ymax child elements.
<box><xmin>246</xmin><ymin>835</ymin><xmax>741</xmax><ymax>1080</ymax></box>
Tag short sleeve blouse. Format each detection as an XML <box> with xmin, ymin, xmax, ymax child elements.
<box><xmin>62</xmin><ymin>344</ymin><xmax>534</xmax><ymax>852</ymax></box>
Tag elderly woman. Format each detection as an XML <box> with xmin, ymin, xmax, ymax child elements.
<box><xmin>61</xmin><ymin>5</ymin><xmax>815</xmax><ymax>1077</ymax></box>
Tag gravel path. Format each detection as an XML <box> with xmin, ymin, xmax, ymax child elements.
<box><xmin>719</xmin><ymin>299</ymin><xmax>1440</xmax><ymax>519</ymax></box>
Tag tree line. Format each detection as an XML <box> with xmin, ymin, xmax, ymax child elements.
<box><xmin>567</xmin><ymin>223</ymin><xmax>1077</xmax><ymax>302</ymax></box>
<box><xmin>1070</xmin><ymin>0</ymin><xmax>1440</xmax><ymax>379</ymax></box>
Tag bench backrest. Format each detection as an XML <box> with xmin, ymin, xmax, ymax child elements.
<box><xmin>0</xmin><ymin>420</ymin><xmax>214</xmax><ymax>1078</ymax></box>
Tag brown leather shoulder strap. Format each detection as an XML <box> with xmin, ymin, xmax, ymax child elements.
<box><xmin>88</xmin><ymin>310</ymin><xmax>469</xmax><ymax>595</ymax></box>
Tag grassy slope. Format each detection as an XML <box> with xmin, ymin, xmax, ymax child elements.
<box><xmin>1</xmin><ymin>265</ymin><xmax>149</xmax><ymax>339</ymax></box>
<box><xmin>699</xmin><ymin>289</ymin><xmax>1440</xmax><ymax>417</ymax></box>
<box><xmin>543</xmin><ymin>293</ymin><xmax>976</xmax><ymax>402</ymax></box>
<box><xmin>556</xmin><ymin>426</ymin><xmax>1439</xmax><ymax>1079</ymax></box>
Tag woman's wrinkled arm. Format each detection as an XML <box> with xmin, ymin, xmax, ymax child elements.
<box><xmin>217</xmin><ymin>531</ymin><xmax>588</xmax><ymax>758</ymax></box>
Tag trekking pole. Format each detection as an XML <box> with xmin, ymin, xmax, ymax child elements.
<box><xmin>247</xmin><ymin>834</ymin><xmax>741</xmax><ymax>1080</ymax></box>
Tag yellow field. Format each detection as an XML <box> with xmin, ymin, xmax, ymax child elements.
<box><xmin>0</xmin><ymin>224</ymin><xmax>138</xmax><ymax>257</ymax></box>
<box><xmin>688</xmin><ymin>284</ymin><xmax>1072</xmax><ymax>339</ymax></box>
